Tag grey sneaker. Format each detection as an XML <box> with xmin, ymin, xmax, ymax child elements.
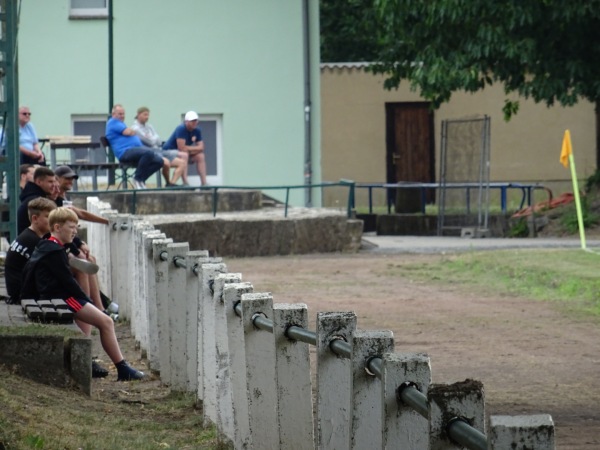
<box><xmin>133</xmin><ymin>179</ymin><xmax>146</xmax><ymax>189</ymax></box>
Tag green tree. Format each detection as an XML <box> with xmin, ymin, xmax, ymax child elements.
<box><xmin>320</xmin><ymin>0</ymin><xmax>381</xmax><ymax>62</ymax></box>
<box><xmin>370</xmin><ymin>0</ymin><xmax>600</xmax><ymax>163</ymax></box>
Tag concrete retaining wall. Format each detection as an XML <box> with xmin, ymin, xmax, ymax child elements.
<box><xmin>0</xmin><ymin>334</ymin><xmax>91</xmax><ymax>395</ymax></box>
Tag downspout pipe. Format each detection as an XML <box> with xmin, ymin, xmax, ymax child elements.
<box><xmin>302</xmin><ymin>0</ymin><xmax>312</xmax><ymax>207</ymax></box>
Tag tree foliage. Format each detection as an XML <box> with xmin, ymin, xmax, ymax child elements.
<box><xmin>320</xmin><ymin>0</ymin><xmax>382</xmax><ymax>62</ymax></box>
<box><xmin>371</xmin><ymin>0</ymin><xmax>600</xmax><ymax>119</ymax></box>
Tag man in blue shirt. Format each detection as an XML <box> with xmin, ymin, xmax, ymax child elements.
<box><xmin>163</xmin><ymin>111</ymin><xmax>208</xmax><ymax>186</ymax></box>
<box><xmin>105</xmin><ymin>104</ymin><xmax>163</xmax><ymax>189</ymax></box>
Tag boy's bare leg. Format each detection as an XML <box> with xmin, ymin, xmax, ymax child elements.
<box><xmin>74</xmin><ymin>303</ymin><xmax>124</xmax><ymax>364</ymax></box>
<box><xmin>75</xmin><ymin>319</ymin><xmax>92</xmax><ymax>337</ymax></box>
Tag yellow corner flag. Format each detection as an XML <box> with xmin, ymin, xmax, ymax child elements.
<box><xmin>560</xmin><ymin>130</ymin><xmax>572</xmax><ymax>168</ymax></box>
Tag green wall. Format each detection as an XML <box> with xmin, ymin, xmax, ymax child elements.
<box><xmin>18</xmin><ymin>0</ymin><xmax>320</xmax><ymax>205</ymax></box>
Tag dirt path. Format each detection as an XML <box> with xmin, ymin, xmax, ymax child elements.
<box><xmin>226</xmin><ymin>252</ymin><xmax>600</xmax><ymax>449</ymax></box>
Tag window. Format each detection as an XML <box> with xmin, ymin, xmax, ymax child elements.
<box><xmin>70</xmin><ymin>0</ymin><xmax>108</xmax><ymax>19</ymax></box>
<box><xmin>181</xmin><ymin>114</ymin><xmax>223</xmax><ymax>186</ymax></box>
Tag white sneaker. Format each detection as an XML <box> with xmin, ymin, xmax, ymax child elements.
<box><xmin>133</xmin><ymin>179</ymin><xmax>146</xmax><ymax>189</ymax></box>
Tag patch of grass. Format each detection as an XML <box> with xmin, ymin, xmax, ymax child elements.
<box><xmin>0</xmin><ymin>370</ymin><xmax>226</xmax><ymax>450</ymax></box>
<box><xmin>384</xmin><ymin>249</ymin><xmax>600</xmax><ymax>316</ymax></box>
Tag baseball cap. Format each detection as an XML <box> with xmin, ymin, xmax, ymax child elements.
<box><xmin>54</xmin><ymin>165</ymin><xmax>79</xmax><ymax>179</ymax></box>
<box><xmin>184</xmin><ymin>111</ymin><xmax>199</xmax><ymax>122</ymax></box>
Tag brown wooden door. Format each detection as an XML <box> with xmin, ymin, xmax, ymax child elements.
<box><xmin>386</xmin><ymin>102</ymin><xmax>435</xmax><ymax>212</ymax></box>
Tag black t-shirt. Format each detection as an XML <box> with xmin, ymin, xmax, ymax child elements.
<box><xmin>4</xmin><ymin>228</ymin><xmax>42</xmax><ymax>299</ymax></box>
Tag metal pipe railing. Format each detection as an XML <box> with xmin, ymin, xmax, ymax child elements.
<box><xmin>81</xmin><ymin>180</ymin><xmax>357</xmax><ymax>218</ymax></box>
<box><xmin>232</xmin><ymin>302</ymin><xmax>487</xmax><ymax>450</ymax></box>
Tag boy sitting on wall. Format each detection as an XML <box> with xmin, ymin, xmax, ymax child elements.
<box><xmin>21</xmin><ymin>207</ymin><xmax>144</xmax><ymax>381</ymax></box>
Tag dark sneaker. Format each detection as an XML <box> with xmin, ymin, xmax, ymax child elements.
<box><xmin>116</xmin><ymin>361</ymin><xmax>145</xmax><ymax>381</ymax></box>
<box><xmin>92</xmin><ymin>361</ymin><xmax>109</xmax><ymax>378</ymax></box>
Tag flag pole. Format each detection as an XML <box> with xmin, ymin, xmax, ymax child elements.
<box><xmin>562</xmin><ymin>130</ymin><xmax>587</xmax><ymax>250</ymax></box>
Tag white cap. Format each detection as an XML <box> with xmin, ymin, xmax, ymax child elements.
<box><xmin>184</xmin><ymin>111</ymin><xmax>199</xmax><ymax>121</ymax></box>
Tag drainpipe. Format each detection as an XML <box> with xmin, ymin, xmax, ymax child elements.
<box><xmin>302</xmin><ymin>0</ymin><xmax>312</xmax><ymax>207</ymax></box>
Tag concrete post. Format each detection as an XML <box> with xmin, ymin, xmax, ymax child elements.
<box><xmin>166</xmin><ymin>242</ymin><xmax>190</xmax><ymax>392</ymax></box>
<box><xmin>273</xmin><ymin>303</ymin><xmax>314</xmax><ymax>450</ymax></box>
<box><xmin>152</xmin><ymin>238</ymin><xmax>174</xmax><ymax>381</ymax></box>
<box><xmin>122</xmin><ymin>215</ymin><xmax>138</xmax><ymax>321</ymax></box>
<box><xmin>84</xmin><ymin>198</ymin><xmax>115</xmax><ymax>301</ymax></box>
<box><xmin>142</xmin><ymin>231</ymin><xmax>166</xmax><ymax>370</ymax></box>
<box><xmin>109</xmin><ymin>214</ymin><xmax>132</xmax><ymax>319</ymax></box>
<box><xmin>67</xmin><ymin>337</ymin><xmax>92</xmax><ymax>396</ymax></box>
<box><xmin>185</xmin><ymin>250</ymin><xmax>210</xmax><ymax>393</ymax></box>
<box><xmin>350</xmin><ymin>330</ymin><xmax>394</xmax><ymax>450</ymax></box>
<box><xmin>428</xmin><ymin>380</ymin><xmax>486</xmax><ymax>450</ymax></box>
<box><xmin>138</xmin><ymin>229</ymin><xmax>162</xmax><ymax>355</ymax></box>
<box><xmin>131</xmin><ymin>221</ymin><xmax>154</xmax><ymax>349</ymax></box>
<box><xmin>199</xmin><ymin>262</ymin><xmax>228</xmax><ymax>425</ymax></box>
<box><xmin>221</xmin><ymin>282</ymin><xmax>253</xmax><ymax>449</ymax></box>
<box><xmin>488</xmin><ymin>415</ymin><xmax>555</xmax><ymax>450</ymax></box>
<box><xmin>382</xmin><ymin>352</ymin><xmax>431</xmax><ymax>449</ymax></box>
<box><xmin>212</xmin><ymin>272</ymin><xmax>242</xmax><ymax>441</ymax></box>
<box><xmin>102</xmin><ymin>211</ymin><xmax>120</xmax><ymax>299</ymax></box>
<box><xmin>315</xmin><ymin>311</ymin><xmax>357</xmax><ymax>449</ymax></box>
<box><xmin>241</xmin><ymin>292</ymin><xmax>278</xmax><ymax>450</ymax></box>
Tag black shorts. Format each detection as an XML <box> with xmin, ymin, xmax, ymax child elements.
<box><xmin>64</xmin><ymin>296</ymin><xmax>91</xmax><ymax>313</ymax></box>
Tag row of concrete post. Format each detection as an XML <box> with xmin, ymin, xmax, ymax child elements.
<box><xmin>86</xmin><ymin>197</ymin><xmax>556</xmax><ymax>449</ymax></box>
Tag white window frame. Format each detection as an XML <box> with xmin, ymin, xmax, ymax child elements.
<box><xmin>69</xmin><ymin>0</ymin><xmax>108</xmax><ymax>19</ymax></box>
<box><xmin>182</xmin><ymin>114</ymin><xmax>223</xmax><ymax>186</ymax></box>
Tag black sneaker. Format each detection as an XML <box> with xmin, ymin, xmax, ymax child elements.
<box><xmin>116</xmin><ymin>361</ymin><xmax>145</xmax><ymax>381</ymax></box>
<box><xmin>92</xmin><ymin>361</ymin><xmax>109</xmax><ymax>378</ymax></box>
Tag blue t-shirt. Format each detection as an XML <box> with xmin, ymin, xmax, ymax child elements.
<box><xmin>105</xmin><ymin>118</ymin><xmax>143</xmax><ymax>159</ymax></box>
<box><xmin>162</xmin><ymin>124</ymin><xmax>202</xmax><ymax>150</ymax></box>
<box><xmin>20</xmin><ymin>123</ymin><xmax>39</xmax><ymax>150</ymax></box>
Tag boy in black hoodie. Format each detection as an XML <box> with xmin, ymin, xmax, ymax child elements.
<box><xmin>22</xmin><ymin>207</ymin><xmax>144</xmax><ymax>381</ymax></box>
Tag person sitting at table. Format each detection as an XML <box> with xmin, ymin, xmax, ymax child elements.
<box><xmin>0</xmin><ymin>107</ymin><xmax>47</xmax><ymax>165</ymax></box>
<box><xmin>105</xmin><ymin>104</ymin><xmax>163</xmax><ymax>190</ymax></box>
<box><xmin>131</xmin><ymin>106</ymin><xmax>188</xmax><ymax>186</ymax></box>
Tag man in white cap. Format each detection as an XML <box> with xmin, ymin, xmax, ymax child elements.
<box><xmin>162</xmin><ymin>111</ymin><xmax>208</xmax><ymax>186</ymax></box>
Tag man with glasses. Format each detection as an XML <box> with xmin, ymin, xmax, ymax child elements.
<box><xmin>163</xmin><ymin>111</ymin><xmax>208</xmax><ymax>186</ymax></box>
<box><xmin>18</xmin><ymin>106</ymin><xmax>46</xmax><ymax>165</ymax></box>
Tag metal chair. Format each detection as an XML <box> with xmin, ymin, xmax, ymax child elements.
<box><xmin>99</xmin><ymin>136</ymin><xmax>136</xmax><ymax>189</ymax></box>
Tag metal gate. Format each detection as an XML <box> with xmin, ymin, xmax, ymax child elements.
<box><xmin>438</xmin><ymin>116</ymin><xmax>491</xmax><ymax>236</ymax></box>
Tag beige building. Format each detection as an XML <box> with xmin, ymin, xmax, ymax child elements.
<box><xmin>321</xmin><ymin>63</ymin><xmax>596</xmax><ymax>212</ymax></box>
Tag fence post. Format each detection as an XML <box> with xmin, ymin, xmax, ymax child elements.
<box><xmin>221</xmin><ymin>282</ymin><xmax>254</xmax><ymax>449</ymax></box>
<box><xmin>241</xmin><ymin>292</ymin><xmax>279</xmax><ymax>450</ymax></box>
<box><xmin>166</xmin><ymin>242</ymin><xmax>190</xmax><ymax>392</ymax></box>
<box><xmin>109</xmin><ymin>214</ymin><xmax>131</xmax><ymax>316</ymax></box>
<box><xmin>428</xmin><ymin>380</ymin><xmax>486</xmax><ymax>450</ymax></box>
<box><xmin>131</xmin><ymin>221</ymin><xmax>154</xmax><ymax>350</ymax></box>
<box><xmin>488</xmin><ymin>415</ymin><xmax>555</xmax><ymax>449</ymax></box>
<box><xmin>350</xmin><ymin>330</ymin><xmax>394</xmax><ymax>449</ymax></box>
<box><xmin>185</xmin><ymin>250</ymin><xmax>210</xmax><ymax>393</ymax></box>
<box><xmin>382</xmin><ymin>352</ymin><xmax>431</xmax><ymax>449</ymax></box>
<box><xmin>152</xmin><ymin>238</ymin><xmax>174</xmax><ymax>379</ymax></box>
<box><xmin>199</xmin><ymin>262</ymin><xmax>228</xmax><ymax>424</ymax></box>
<box><xmin>273</xmin><ymin>303</ymin><xmax>314</xmax><ymax>449</ymax></box>
<box><xmin>211</xmin><ymin>272</ymin><xmax>242</xmax><ymax>442</ymax></box>
<box><xmin>86</xmin><ymin>197</ymin><xmax>114</xmax><ymax>294</ymax></box>
<box><xmin>316</xmin><ymin>311</ymin><xmax>357</xmax><ymax>449</ymax></box>
<box><xmin>141</xmin><ymin>231</ymin><xmax>166</xmax><ymax>370</ymax></box>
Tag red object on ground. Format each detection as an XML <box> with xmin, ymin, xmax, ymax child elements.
<box><xmin>511</xmin><ymin>192</ymin><xmax>574</xmax><ymax>218</ymax></box>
